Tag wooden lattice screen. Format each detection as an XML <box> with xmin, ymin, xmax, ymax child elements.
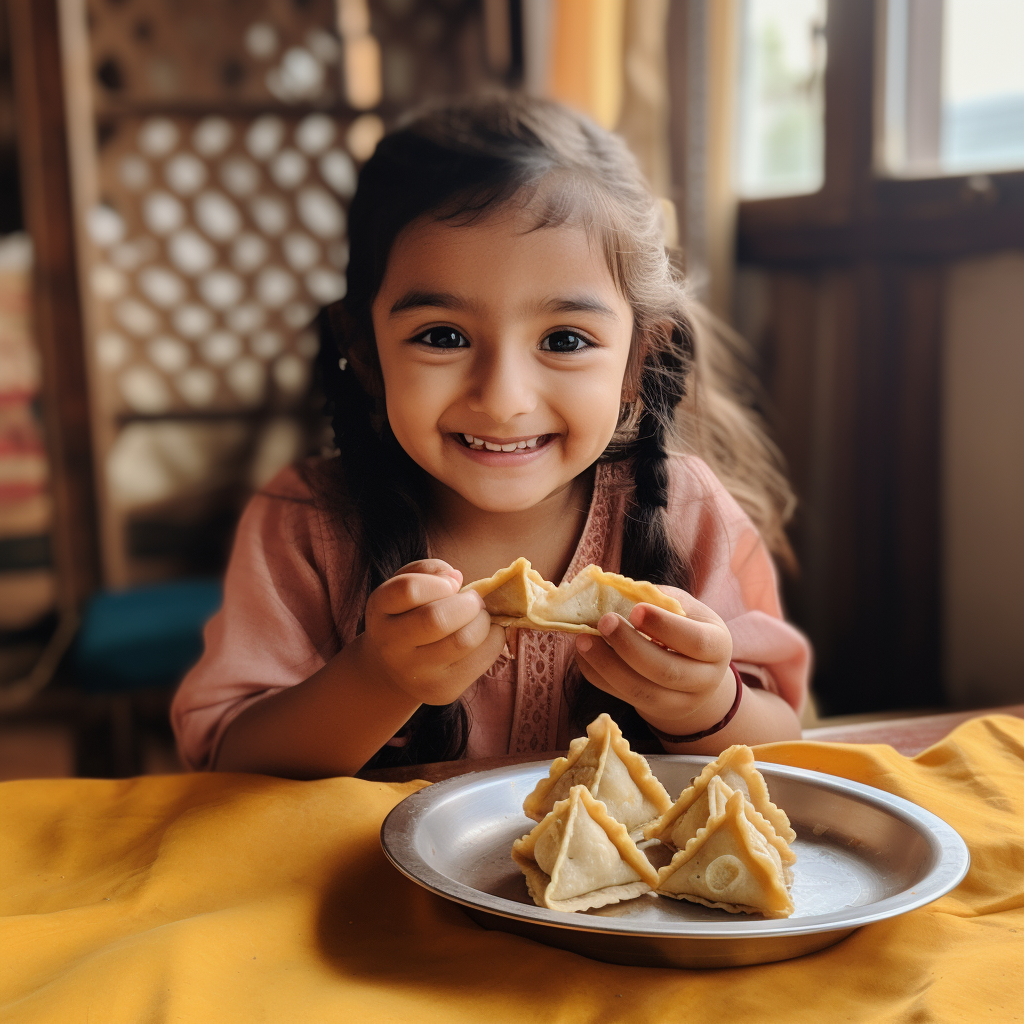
<box><xmin>58</xmin><ymin>0</ymin><xmax>505</xmax><ymax>587</ymax></box>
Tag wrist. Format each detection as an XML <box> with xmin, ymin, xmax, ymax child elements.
<box><xmin>343</xmin><ymin>634</ymin><xmax>421</xmax><ymax>713</ymax></box>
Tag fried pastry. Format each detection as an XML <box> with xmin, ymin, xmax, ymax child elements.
<box><xmin>512</xmin><ymin>785</ymin><xmax>660</xmax><ymax>913</ymax></box>
<box><xmin>522</xmin><ymin>713</ymin><xmax>671</xmax><ymax>834</ymax></box>
<box><xmin>644</xmin><ymin>743</ymin><xmax>796</xmax><ymax>850</ymax></box>
<box><xmin>463</xmin><ymin>557</ymin><xmax>684</xmax><ymax>635</ymax></box>
<box><xmin>654</xmin><ymin>776</ymin><xmax>795</xmax><ymax>918</ymax></box>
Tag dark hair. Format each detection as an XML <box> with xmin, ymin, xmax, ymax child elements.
<box><xmin>310</xmin><ymin>93</ymin><xmax>791</xmax><ymax>767</ymax></box>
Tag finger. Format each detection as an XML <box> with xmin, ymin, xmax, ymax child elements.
<box><xmin>372</xmin><ymin>571</ymin><xmax>470</xmax><ymax>616</ymax></box>
<box><xmin>576</xmin><ymin>632</ymin><xmax>672</xmax><ymax>705</ymax></box>
<box><xmin>429</xmin><ymin>618</ymin><xmax>506</xmax><ymax>675</ymax></box>
<box><xmin>396</xmin><ymin>590</ymin><xmax>488</xmax><ymax>647</ymax></box>
<box><xmin>574</xmin><ymin>643</ymin><xmax>692</xmax><ymax>722</ymax></box>
<box><xmin>573</xmin><ymin>648</ymin><xmax>629</xmax><ymax>700</ymax></box>
<box><xmin>626</xmin><ymin>603</ymin><xmax>732</xmax><ymax>665</ymax></box>
<box><xmin>589</xmin><ymin>614</ymin><xmax>726</xmax><ymax>694</ymax></box>
<box><xmin>581</xmin><ymin>614</ymin><xmax>724</xmax><ymax>696</ymax></box>
<box><xmin>651</xmin><ymin>586</ymin><xmax>730</xmax><ymax>625</ymax></box>
<box><xmin>393</xmin><ymin>559</ymin><xmax>462</xmax><ymax>589</ymax></box>
<box><xmin>413</xmin><ymin>622</ymin><xmax>507</xmax><ymax>705</ymax></box>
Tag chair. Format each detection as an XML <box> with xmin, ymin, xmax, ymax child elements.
<box><xmin>71</xmin><ymin>578</ymin><xmax>221</xmax><ymax>775</ymax></box>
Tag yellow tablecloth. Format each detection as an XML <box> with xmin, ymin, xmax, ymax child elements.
<box><xmin>2</xmin><ymin>716</ymin><xmax>1022</xmax><ymax>1023</ymax></box>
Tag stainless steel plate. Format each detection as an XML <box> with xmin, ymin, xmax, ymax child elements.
<box><xmin>380</xmin><ymin>756</ymin><xmax>970</xmax><ymax>968</ymax></box>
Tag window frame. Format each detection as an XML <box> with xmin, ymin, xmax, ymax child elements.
<box><xmin>736</xmin><ymin>0</ymin><xmax>1024</xmax><ymax>268</ymax></box>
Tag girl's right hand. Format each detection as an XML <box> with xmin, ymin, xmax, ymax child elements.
<box><xmin>358</xmin><ymin>559</ymin><xmax>506</xmax><ymax>706</ymax></box>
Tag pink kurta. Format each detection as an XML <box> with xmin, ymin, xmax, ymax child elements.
<box><xmin>171</xmin><ymin>456</ymin><xmax>810</xmax><ymax>769</ymax></box>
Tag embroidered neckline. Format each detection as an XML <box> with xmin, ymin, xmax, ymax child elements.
<box><xmin>507</xmin><ymin>461</ymin><xmax>626</xmax><ymax>754</ymax></box>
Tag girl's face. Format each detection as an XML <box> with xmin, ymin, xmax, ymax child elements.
<box><xmin>371</xmin><ymin>207</ymin><xmax>634</xmax><ymax>515</ymax></box>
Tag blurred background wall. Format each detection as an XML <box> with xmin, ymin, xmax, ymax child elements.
<box><xmin>0</xmin><ymin>8</ymin><xmax>56</xmax><ymax>677</ymax></box>
<box><xmin>0</xmin><ymin>0</ymin><xmax>1022</xmax><ymax>776</ymax></box>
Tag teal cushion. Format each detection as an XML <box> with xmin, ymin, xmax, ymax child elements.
<box><xmin>74</xmin><ymin>579</ymin><xmax>222</xmax><ymax>692</ymax></box>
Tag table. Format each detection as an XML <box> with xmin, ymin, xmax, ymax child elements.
<box><xmin>2</xmin><ymin>711</ymin><xmax>1023</xmax><ymax>1023</ymax></box>
<box><xmin>360</xmin><ymin>702</ymin><xmax>1024</xmax><ymax>784</ymax></box>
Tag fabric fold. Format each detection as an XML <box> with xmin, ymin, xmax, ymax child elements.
<box><xmin>2</xmin><ymin>715</ymin><xmax>1021</xmax><ymax>1023</ymax></box>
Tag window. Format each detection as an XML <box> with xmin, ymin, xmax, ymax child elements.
<box><xmin>734</xmin><ymin>0</ymin><xmax>828</xmax><ymax>199</ymax></box>
<box><xmin>881</xmin><ymin>0</ymin><xmax>1024</xmax><ymax>177</ymax></box>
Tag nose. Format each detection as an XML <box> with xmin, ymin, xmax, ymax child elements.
<box><xmin>466</xmin><ymin>344</ymin><xmax>537</xmax><ymax>424</ymax></box>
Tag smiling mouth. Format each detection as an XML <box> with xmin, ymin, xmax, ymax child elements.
<box><xmin>456</xmin><ymin>433</ymin><xmax>552</xmax><ymax>452</ymax></box>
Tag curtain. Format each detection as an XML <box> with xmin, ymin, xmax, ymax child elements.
<box><xmin>528</xmin><ymin>0</ymin><xmax>739</xmax><ymax>319</ymax></box>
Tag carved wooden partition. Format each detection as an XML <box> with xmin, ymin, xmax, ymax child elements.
<box><xmin>19</xmin><ymin>0</ymin><xmax>500</xmax><ymax>590</ymax></box>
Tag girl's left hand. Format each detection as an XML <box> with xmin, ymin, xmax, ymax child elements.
<box><xmin>574</xmin><ymin>587</ymin><xmax>735</xmax><ymax>739</ymax></box>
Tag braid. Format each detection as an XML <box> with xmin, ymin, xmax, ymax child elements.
<box><xmin>567</xmin><ymin>324</ymin><xmax>694</xmax><ymax>749</ymax></box>
<box><xmin>312</xmin><ymin>307</ymin><xmax>470</xmax><ymax>768</ymax></box>
<box><xmin>621</xmin><ymin>324</ymin><xmax>692</xmax><ymax>588</ymax></box>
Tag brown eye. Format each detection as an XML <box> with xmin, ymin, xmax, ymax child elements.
<box><xmin>417</xmin><ymin>327</ymin><xmax>468</xmax><ymax>349</ymax></box>
<box><xmin>542</xmin><ymin>331</ymin><xmax>590</xmax><ymax>353</ymax></box>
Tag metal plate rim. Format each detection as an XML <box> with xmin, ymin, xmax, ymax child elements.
<box><xmin>380</xmin><ymin>755</ymin><xmax>970</xmax><ymax>940</ymax></box>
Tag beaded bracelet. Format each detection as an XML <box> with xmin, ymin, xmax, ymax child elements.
<box><xmin>644</xmin><ymin>664</ymin><xmax>744</xmax><ymax>744</ymax></box>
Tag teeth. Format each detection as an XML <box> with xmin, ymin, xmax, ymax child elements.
<box><xmin>460</xmin><ymin>434</ymin><xmax>545</xmax><ymax>450</ymax></box>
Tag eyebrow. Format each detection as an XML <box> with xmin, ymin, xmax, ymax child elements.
<box><xmin>540</xmin><ymin>296</ymin><xmax>620</xmax><ymax>321</ymax></box>
<box><xmin>388</xmin><ymin>290</ymin><xmax>621</xmax><ymax>321</ymax></box>
<box><xmin>389</xmin><ymin>290</ymin><xmax>473</xmax><ymax>316</ymax></box>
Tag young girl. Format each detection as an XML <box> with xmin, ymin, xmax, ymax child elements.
<box><xmin>171</xmin><ymin>94</ymin><xmax>810</xmax><ymax>778</ymax></box>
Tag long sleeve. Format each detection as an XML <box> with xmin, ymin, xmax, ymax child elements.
<box><xmin>170</xmin><ymin>466</ymin><xmax>359</xmax><ymax>769</ymax></box>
